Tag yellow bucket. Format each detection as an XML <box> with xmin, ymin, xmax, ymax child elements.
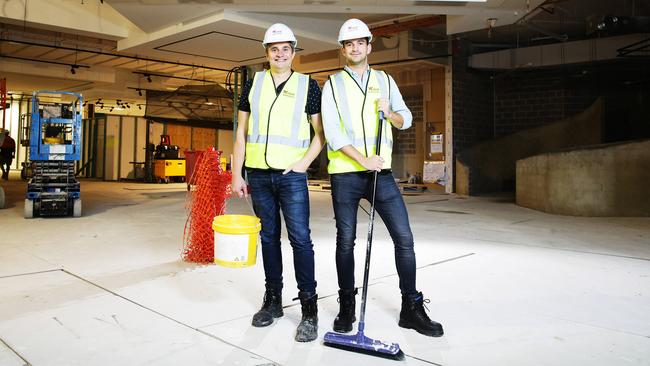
<box><xmin>212</xmin><ymin>214</ymin><xmax>261</xmax><ymax>268</ymax></box>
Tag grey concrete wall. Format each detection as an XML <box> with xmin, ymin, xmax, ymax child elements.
<box><xmin>456</xmin><ymin>98</ymin><xmax>603</xmax><ymax>195</ymax></box>
<box><xmin>517</xmin><ymin>140</ymin><xmax>650</xmax><ymax>217</ymax></box>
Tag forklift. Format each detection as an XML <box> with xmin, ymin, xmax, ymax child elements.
<box><xmin>24</xmin><ymin>91</ymin><xmax>83</xmax><ymax>218</ymax></box>
<box><xmin>153</xmin><ymin>134</ymin><xmax>185</xmax><ymax>183</ymax></box>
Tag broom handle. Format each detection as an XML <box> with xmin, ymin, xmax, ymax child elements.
<box><xmin>358</xmin><ymin>111</ymin><xmax>384</xmax><ymax>333</ymax></box>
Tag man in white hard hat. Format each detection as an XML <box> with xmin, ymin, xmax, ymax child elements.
<box><xmin>321</xmin><ymin>18</ymin><xmax>444</xmax><ymax>337</ymax></box>
<box><xmin>231</xmin><ymin>23</ymin><xmax>325</xmax><ymax>342</ymax></box>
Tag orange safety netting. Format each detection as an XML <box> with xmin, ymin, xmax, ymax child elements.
<box><xmin>182</xmin><ymin>147</ymin><xmax>232</xmax><ymax>263</ymax></box>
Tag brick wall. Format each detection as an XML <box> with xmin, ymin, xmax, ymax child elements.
<box><xmin>393</xmin><ymin>95</ymin><xmax>420</xmax><ymax>155</ymax></box>
<box><xmin>451</xmin><ymin>39</ymin><xmax>495</xmax><ymax>194</ymax></box>
<box><xmin>452</xmin><ymin>40</ymin><xmax>494</xmax><ymax>155</ymax></box>
<box><xmin>493</xmin><ymin>68</ymin><xmax>598</xmax><ymax>137</ymax></box>
<box><xmin>452</xmin><ymin>56</ymin><xmax>649</xmax><ymax>194</ymax></box>
<box><xmin>454</xmin><ymin>57</ymin><xmax>649</xmax><ymax>148</ymax></box>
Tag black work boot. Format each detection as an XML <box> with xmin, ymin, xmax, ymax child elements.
<box><xmin>251</xmin><ymin>285</ymin><xmax>283</xmax><ymax>327</ymax></box>
<box><xmin>333</xmin><ymin>288</ymin><xmax>357</xmax><ymax>333</ymax></box>
<box><xmin>398</xmin><ymin>292</ymin><xmax>444</xmax><ymax>337</ymax></box>
<box><xmin>294</xmin><ymin>292</ymin><xmax>318</xmax><ymax>342</ymax></box>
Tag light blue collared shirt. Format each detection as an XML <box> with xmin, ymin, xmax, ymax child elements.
<box><xmin>321</xmin><ymin>66</ymin><xmax>412</xmax><ymax>151</ymax></box>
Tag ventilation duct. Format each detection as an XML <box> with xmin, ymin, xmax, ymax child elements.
<box><xmin>145</xmin><ymin>84</ymin><xmax>233</xmax><ymax>128</ymax></box>
<box><xmin>469</xmin><ymin>33</ymin><xmax>649</xmax><ymax>70</ymax></box>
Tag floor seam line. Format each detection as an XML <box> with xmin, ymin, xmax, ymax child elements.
<box><xmin>373</xmin><ymin>253</ymin><xmax>476</xmax><ymax>280</ymax></box>
<box><xmin>0</xmin><ymin>268</ymin><xmax>62</xmax><ymax>279</ymax></box>
<box><xmin>405</xmin><ymin>353</ymin><xmax>444</xmax><ymax>366</ymax></box>
<box><xmin>195</xmin><ymin>284</ymin><xmax>383</xmax><ymax>329</ymax></box>
<box><xmin>532</xmin><ymin>313</ymin><xmax>650</xmax><ymax>338</ymax></box>
<box><xmin>0</xmin><ymin>336</ymin><xmax>32</xmax><ymax>366</ymax></box>
<box><xmin>59</xmin><ymin>269</ymin><xmax>283</xmax><ymax>366</ymax></box>
<box><xmin>470</xmin><ymin>238</ymin><xmax>650</xmax><ymax>261</ymax></box>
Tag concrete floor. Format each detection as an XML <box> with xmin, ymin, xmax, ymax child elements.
<box><xmin>1</xmin><ymin>176</ymin><xmax>649</xmax><ymax>366</ymax></box>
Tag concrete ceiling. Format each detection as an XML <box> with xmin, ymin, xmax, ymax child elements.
<box><xmin>107</xmin><ymin>0</ymin><xmax>516</xmax><ymax>35</ymax></box>
<box><xmin>12</xmin><ymin>0</ymin><xmax>638</xmax><ymax>109</ymax></box>
<box><xmin>109</xmin><ymin>0</ymin><xmax>538</xmax><ymax>69</ymax></box>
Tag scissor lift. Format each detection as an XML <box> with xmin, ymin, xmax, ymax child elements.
<box><xmin>24</xmin><ymin>91</ymin><xmax>83</xmax><ymax>218</ymax></box>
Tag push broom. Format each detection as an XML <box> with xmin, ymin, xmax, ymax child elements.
<box><xmin>323</xmin><ymin>111</ymin><xmax>405</xmax><ymax>360</ymax></box>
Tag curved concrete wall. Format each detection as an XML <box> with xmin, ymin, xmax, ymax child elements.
<box><xmin>456</xmin><ymin>99</ymin><xmax>603</xmax><ymax>195</ymax></box>
<box><xmin>516</xmin><ymin>140</ymin><xmax>650</xmax><ymax>216</ymax></box>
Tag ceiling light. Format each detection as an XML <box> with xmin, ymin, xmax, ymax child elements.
<box><xmin>138</xmin><ymin>89</ymin><xmax>143</xmax><ymax>96</ymax></box>
<box><xmin>70</xmin><ymin>65</ymin><xmax>77</xmax><ymax>74</ymax></box>
<box><xmin>146</xmin><ymin>74</ymin><xmax>152</xmax><ymax>83</ymax></box>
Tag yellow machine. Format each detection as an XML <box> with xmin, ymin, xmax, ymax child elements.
<box><xmin>154</xmin><ymin>159</ymin><xmax>185</xmax><ymax>183</ymax></box>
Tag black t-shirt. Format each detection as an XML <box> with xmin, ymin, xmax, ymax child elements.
<box><xmin>237</xmin><ymin>73</ymin><xmax>321</xmax><ymax>115</ymax></box>
<box><xmin>0</xmin><ymin>135</ymin><xmax>15</xmax><ymax>158</ymax></box>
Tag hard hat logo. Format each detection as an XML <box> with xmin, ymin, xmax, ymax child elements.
<box><xmin>338</xmin><ymin>18</ymin><xmax>373</xmax><ymax>44</ymax></box>
<box><xmin>263</xmin><ymin>23</ymin><xmax>298</xmax><ymax>48</ymax></box>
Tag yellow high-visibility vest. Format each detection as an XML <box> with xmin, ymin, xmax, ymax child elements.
<box><xmin>327</xmin><ymin>68</ymin><xmax>392</xmax><ymax>174</ymax></box>
<box><xmin>245</xmin><ymin>70</ymin><xmax>310</xmax><ymax>170</ymax></box>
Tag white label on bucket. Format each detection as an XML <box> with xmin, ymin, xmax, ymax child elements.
<box><xmin>214</xmin><ymin>232</ymin><xmax>254</xmax><ymax>263</ymax></box>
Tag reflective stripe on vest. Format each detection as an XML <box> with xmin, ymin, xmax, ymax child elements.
<box><xmin>328</xmin><ymin>68</ymin><xmax>393</xmax><ymax>174</ymax></box>
<box><xmin>245</xmin><ymin>70</ymin><xmax>310</xmax><ymax>169</ymax></box>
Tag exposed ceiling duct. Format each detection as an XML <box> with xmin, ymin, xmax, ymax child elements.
<box><xmin>468</xmin><ymin>33</ymin><xmax>649</xmax><ymax>70</ymax></box>
<box><xmin>145</xmin><ymin>84</ymin><xmax>233</xmax><ymax>128</ymax></box>
<box><xmin>591</xmin><ymin>15</ymin><xmax>650</xmax><ymax>36</ymax></box>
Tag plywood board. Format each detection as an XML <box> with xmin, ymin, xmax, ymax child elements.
<box><xmin>166</xmin><ymin>124</ymin><xmax>191</xmax><ymax>157</ymax></box>
<box><xmin>191</xmin><ymin>127</ymin><xmax>216</xmax><ymax>151</ymax></box>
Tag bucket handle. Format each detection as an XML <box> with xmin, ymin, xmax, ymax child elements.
<box><xmin>244</xmin><ymin>193</ymin><xmax>255</xmax><ymax>215</ymax></box>
<box><xmin>243</xmin><ymin>170</ymin><xmax>256</xmax><ymax>215</ymax></box>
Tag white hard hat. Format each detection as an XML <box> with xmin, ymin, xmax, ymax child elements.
<box><xmin>338</xmin><ymin>18</ymin><xmax>373</xmax><ymax>44</ymax></box>
<box><xmin>262</xmin><ymin>23</ymin><xmax>297</xmax><ymax>48</ymax></box>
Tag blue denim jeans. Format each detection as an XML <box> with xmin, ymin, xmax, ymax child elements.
<box><xmin>247</xmin><ymin>169</ymin><xmax>316</xmax><ymax>294</ymax></box>
<box><xmin>330</xmin><ymin>170</ymin><xmax>417</xmax><ymax>296</ymax></box>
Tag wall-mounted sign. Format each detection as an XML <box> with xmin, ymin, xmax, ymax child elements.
<box><xmin>430</xmin><ymin>133</ymin><xmax>443</xmax><ymax>154</ymax></box>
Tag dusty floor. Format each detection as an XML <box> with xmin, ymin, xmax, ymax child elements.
<box><xmin>1</xmin><ymin>175</ymin><xmax>649</xmax><ymax>366</ymax></box>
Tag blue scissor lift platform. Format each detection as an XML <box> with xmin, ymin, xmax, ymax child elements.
<box><xmin>24</xmin><ymin>91</ymin><xmax>83</xmax><ymax>218</ymax></box>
